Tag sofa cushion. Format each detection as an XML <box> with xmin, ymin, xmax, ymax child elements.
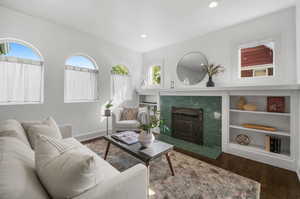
<box><xmin>26</xmin><ymin>117</ymin><xmax>62</xmax><ymax>149</ymax></box>
<box><xmin>0</xmin><ymin>130</ymin><xmax>20</xmax><ymax>138</ymax></box>
<box><xmin>22</xmin><ymin>117</ymin><xmax>60</xmax><ymax>134</ymax></box>
<box><xmin>0</xmin><ymin>119</ymin><xmax>31</xmax><ymax>147</ymax></box>
<box><xmin>21</xmin><ymin>120</ymin><xmax>42</xmax><ymax>132</ymax></box>
<box><xmin>35</xmin><ymin>135</ymin><xmax>119</xmax><ymax>199</ymax></box>
<box><xmin>0</xmin><ymin>137</ymin><xmax>49</xmax><ymax>199</ymax></box>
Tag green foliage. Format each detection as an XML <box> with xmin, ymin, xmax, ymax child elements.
<box><xmin>0</xmin><ymin>43</ymin><xmax>10</xmax><ymax>55</ymax></box>
<box><xmin>139</xmin><ymin>110</ymin><xmax>164</xmax><ymax>133</ymax></box>
<box><xmin>111</xmin><ymin>64</ymin><xmax>129</xmax><ymax>75</ymax></box>
<box><xmin>152</xmin><ymin>65</ymin><xmax>161</xmax><ymax>85</ymax></box>
<box><xmin>105</xmin><ymin>100</ymin><xmax>113</xmax><ymax>109</ymax></box>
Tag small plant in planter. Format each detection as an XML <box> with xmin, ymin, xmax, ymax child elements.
<box><xmin>204</xmin><ymin>64</ymin><xmax>225</xmax><ymax>87</ymax></box>
<box><xmin>138</xmin><ymin>110</ymin><xmax>164</xmax><ymax>147</ymax></box>
<box><xmin>104</xmin><ymin>100</ymin><xmax>113</xmax><ymax>117</ymax></box>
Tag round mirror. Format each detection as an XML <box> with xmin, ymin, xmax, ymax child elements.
<box><xmin>177</xmin><ymin>52</ymin><xmax>208</xmax><ymax>85</ymax></box>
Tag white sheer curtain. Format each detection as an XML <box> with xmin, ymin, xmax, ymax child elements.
<box><xmin>112</xmin><ymin>74</ymin><xmax>132</xmax><ymax>106</ymax></box>
<box><xmin>0</xmin><ymin>57</ymin><xmax>43</xmax><ymax>104</ymax></box>
<box><xmin>65</xmin><ymin>66</ymin><xmax>98</xmax><ymax>102</ymax></box>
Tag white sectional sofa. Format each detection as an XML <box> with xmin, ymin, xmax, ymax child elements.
<box><xmin>0</xmin><ymin>119</ymin><xmax>148</xmax><ymax>199</ymax></box>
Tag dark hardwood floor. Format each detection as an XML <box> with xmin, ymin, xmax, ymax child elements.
<box><xmin>175</xmin><ymin>148</ymin><xmax>300</xmax><ymax>199</ymax></box>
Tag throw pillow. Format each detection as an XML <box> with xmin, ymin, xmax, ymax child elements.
<box><xmin>0</xmin><ymin>130</ymin><xmax>20</xmax><ymax>139</ymax></box>
<box><xmin>35</xmin><ymin>135</ymin><xmax>115</xmax><ymax>199</ymax></box>
<box><xmin>120</xmin><ymin>108</ymin><xmax>139</xmax><ymax>121</ymax></box>
<box><xmin>27</xmin><ymin>117</ymin><xmax>62</xmax><ymax>149</ymax></box>
<box><xmin>0</xmin><ymin>119</ymin><xmax>31</xmax><ymax>147</ymax></box>
<box><xmin>21</xmin><ymin>120</ymin><xmax>42</xmax><ymax>132</ymax></box>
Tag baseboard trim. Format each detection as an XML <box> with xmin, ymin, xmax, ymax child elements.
<box><xmin>74</xmin><ymin>129</ymin><xmax>110</xmax><ymax>142</ymax></box>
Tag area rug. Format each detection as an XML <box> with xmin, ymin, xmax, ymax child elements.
<box><xmin>84</xmin><ymin>139</ymin><xmax>260</xmax><ymax>199</ymax></box>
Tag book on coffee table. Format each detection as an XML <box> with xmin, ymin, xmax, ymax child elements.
<box><xmin>111</xmin><ymin>131</ymin><xmax>139</xmax><ymax>145</ymax></box>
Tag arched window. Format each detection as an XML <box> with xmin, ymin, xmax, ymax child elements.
<box><xmin>64</xmin><ymin>55</ymin><xmax>98</xmax><ymax>102</ymax></box>
<box><xmin>148</xmin><ymin>65</ymin><xmax>161</xmax><ymax>86</ymax></box>
<box><xmin>111</xmin><ymin>64</ymin><xmax>132</xmax><ymax>106</ymax></box>
<box><xmin>0</xmin><ymin>39</ymin><xmax>44</xmax><ymax>105</ymax></box>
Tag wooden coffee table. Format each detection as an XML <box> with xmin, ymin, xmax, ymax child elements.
<box><xmin>103</xmin><ymin>135</ymin><xmax>175</xmax><ymax>176</ymax></box>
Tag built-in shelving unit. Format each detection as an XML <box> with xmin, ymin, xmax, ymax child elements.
<box><xmin>230</xmin><ymin>109</ymin><xmax>291</xmax><ymax>116</ymax></box>
<box><xmin>229</xmin><ymin>143</ymin><xmax>290</xmax><ymax>160</ymax></box>
<box><xmin>227</xmin><ymin>94</ymin><xmax>295</xmax><ymax>171</ymax></box>
<box><xmin>229</xmin><ymin>125</ymin><xmax>290</xmax><ymax>137</ymax></box>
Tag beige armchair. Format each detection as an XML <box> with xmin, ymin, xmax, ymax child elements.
<box><xmin>112</xmin><ymin>107</ymin><xmax>139</xmax><ymax>133</ymax></box>
<box><xmin>112</xmin><ymin>102</ymin><xmax>148</xmax><ymax>133</ymax></box>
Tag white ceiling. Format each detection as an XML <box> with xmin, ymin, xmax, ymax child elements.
<box><xmin>0</xmin><ymin>0</ymin><xmax>295</xmax><ymax>52</ymax></box>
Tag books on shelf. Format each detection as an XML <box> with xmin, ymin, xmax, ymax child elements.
<box><xmin>265</xmin><ymin>135</ymin><xmax>281</xmax><ymax>154</ymax></box>
<box><xmin>111</xmin><ymin>131</ymin><xmax>139</xmax><ymax>145</ymax></box>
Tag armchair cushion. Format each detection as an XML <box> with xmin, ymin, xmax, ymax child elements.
<box><xmin>115</xmin><ymin>120</ymin><xmax>140</xmax><ymax>128</ymax></box>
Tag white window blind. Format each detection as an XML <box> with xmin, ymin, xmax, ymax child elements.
<box><xmin>0</xmin><ymin>56</ymin><xmax>43</xmax><ymax>104</ymax></box>
<box><xmin>112</xmin><ymin>74</ymin><xmax>132</xmax><ymax>106</ymax></box>
<box><xmin>64</xmin><ymin>66</ymin><xmax>98</xmax><ymax>102</ymax></box>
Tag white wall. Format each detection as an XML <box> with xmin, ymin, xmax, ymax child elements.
<box><xmin>297</xmin><ymin>1</ymin><xmax>300</xmax><ymax>84</ymax></box>
<box><xmin>142</xmin><ymin>7</ymin><xmax>296</xmax><ymax>89</ymax></box>
<box><xmin>296</xmin><ymin>0</ymin><xmax>300</xmax><ymax>179</ymax></box>
<box><xmin>0</xmin><ymin>6</ymin><xmax>142</xmax><ymax>136</ymax></box>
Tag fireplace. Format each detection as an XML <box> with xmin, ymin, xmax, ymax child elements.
<box><xmin>171</xmin><ymin>107</ymin><xmax>203</xmax><ymax>145</ymax></box>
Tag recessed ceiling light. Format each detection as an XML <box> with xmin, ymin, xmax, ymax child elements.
<box><xmin>140</xmin><ymin>34</ymin><xmax>148</xmax><ymax>38</ymax></box>
<box><xmin>209</xmin><ymin>1</ymin><xmax>219</xmax><ymax>8</ymax></box>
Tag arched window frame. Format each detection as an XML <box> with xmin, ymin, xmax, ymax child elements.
<box><xmin>0</xmin><ymin>38</ymin><xmax>44</xmax><ymax>105</ymax></box>
<box><xmin>64</xmin><ymin>53</ymin><xmax>99</xmax><ymax>103</ymax></box>
<box><xmin>146</xmin><ymin>64</ymin><xmax>163</xmax><ymax>88</ymax></box>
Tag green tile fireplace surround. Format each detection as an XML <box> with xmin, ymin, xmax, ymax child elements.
<box><xmin>159</xmin><ymin>96</ymin><xmax>222</xmax><ymax>159</ymax></box>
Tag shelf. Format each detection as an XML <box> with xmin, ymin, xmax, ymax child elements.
<box><xmin>229</xmin><ymin>143</ymin><xmax>290</xmax><ymax>160</ymax></box>
<box><xmin>229</xmin><ymin>125</ymin><xmax>290</xmax><ymax>137</ymax></box>
<box><xmin>230</xmin><ymin>109</ymin><xmax>290</xmax><ymax>116</ymax></box>
<box><xmin>139</xmin><ymin>102</ymin><xmax>158</xmax><ymax>106</ymax></box>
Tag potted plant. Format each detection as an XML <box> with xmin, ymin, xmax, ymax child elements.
<box><xmin>138</xmin><ymin>110</ymin><xmax>164</xmax><ymax>147</ymax></box>
<box><xmin>104</xmin><ymin>100</ymin><xmax>113</xmax><ymax>117</ymax></box>
<box><xmin>204</xmin><ymin>64</ymin><xmax>224</xmax><ymax>87</ymax></box>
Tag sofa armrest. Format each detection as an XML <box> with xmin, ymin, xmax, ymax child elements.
<box><xmin>73</xmin><ymin>164</ymin><xmax>148</xmax><ymax>199</ymax></box>
<box><xmin>59</xmin><ymin>124</ymin><xmax>72</xmax><ymax>138</ymax></box>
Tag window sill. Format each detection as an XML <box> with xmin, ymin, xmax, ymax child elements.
<box><xmin>0</xmin><ymin>101</ymin><xmax>43</xmax><ymax>106</ymax></box>
<box><xmin>64</xmin><ymin>99</ymin><xmax>100</xmax><ymax>104</ymax></box>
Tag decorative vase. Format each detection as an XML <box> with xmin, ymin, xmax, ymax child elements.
<box><xmin>138</xmin><ymin>130</ymin><xmax>155</xmax><ymax>148</ymax></box>
<box><xmin>104</xmin><ymin>109</ymin><xmax>111</xmax><ymax>117</ymax></box>
<box><xmin>236</xmin><ymin>97</ymin><xmax>246</xmax><ymax>110</ymax></box>
<box><xmin>206</xmin><ymin>76</ymin><xmax>215</xmax><ymax>87</ymax></box>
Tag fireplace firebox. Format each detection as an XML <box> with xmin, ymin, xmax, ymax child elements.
<box><xmin>171</xmin><ymin>107</ymin><xmax>203</xmax><ymax>145</ymax></box>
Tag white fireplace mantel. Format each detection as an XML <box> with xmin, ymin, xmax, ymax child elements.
<box><xmin>137</xmin><ymin>84</ymin><xmax>300</xmax><ymax>96</ymax></box>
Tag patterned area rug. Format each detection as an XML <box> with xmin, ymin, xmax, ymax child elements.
<box><xmin>85</xmin><ymin>139</ymin><xmax>260</xmax><ymax>199</ymax></box>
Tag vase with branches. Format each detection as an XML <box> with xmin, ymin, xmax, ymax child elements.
<box><xmin>204</xmin><ymin>64</ymin><xmax>225</xmax><ymax>87</ymax></box>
